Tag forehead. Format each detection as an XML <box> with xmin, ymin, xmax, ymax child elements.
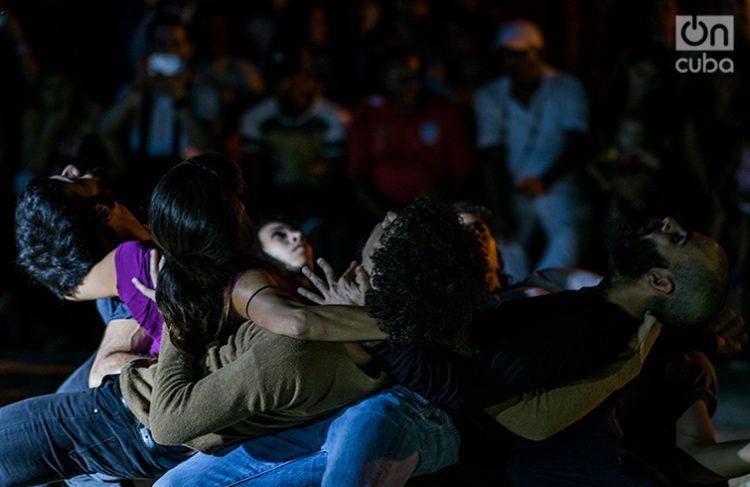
<box><xmin>361</xmin><ymin>218</ymin><xmax>388</xmax><ymax>258</ymax></box>
<box><xmin>50</xmin><ymin>175</ymin><xmax>102</xmax><ymax>199</ymax></box>
<box><xmin>259</xmin><ymin>222</ymin><xmax>295</xmax><ymax>235</ymax></box>
<box><xmin>457</xmin><ymin>212</ymin><xmax>480</xmax><ymax>225</ymax></box>
<box><xmin>643</xmin><ymin>231</ymin><xmax>716</xmax><ymax>266</ymax></box>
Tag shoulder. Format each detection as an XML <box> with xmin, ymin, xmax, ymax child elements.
<box><xmin>240</xmin><ymin>98</ymin><xmax>278</xmax><ymax>126</ymax></box>
<box><xmin>232</xmin><ymin>267</ymin><xmax>286</xmax><ymax>294</ymax></box>
<box><xmin>114</xmin><ymin>240</ymin><xmax>154</xmax><ymax>271</ymax></box>
<box><xmin>312</xmin><ymin>98</ymin><xmax>349</xmax><ymax>129</ymax></box>
<box><xmin>545</xmin><ymin>69</ymin><xmax>585</xmax><ymax>94</ymax></box>
<box><xmin>475</xmin><ymin>76</ymin><xmax>509</xmax><ymax>101</ymax></box>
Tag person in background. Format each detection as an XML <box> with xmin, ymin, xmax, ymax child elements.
<box><xmin>239</xmin><ymin>45</ymin><xmax>348</xmax><ymax>266</ymax></box>
<box><xmin>348</xmin><ymin>45</ymin><xmax>473</xmax><ymax>223</ymax></box>
<box><xmin>588</xmin><ymin>116</ymin><xmax>665</xmax><ymax>223</ymax></box>
<box><xmin>188</xmin><ymin>5</ymin><xmax>266</xmax><ymax>160</ymax></box>
<box><xmin>14</xmin><ymin>71</ymin><xmax>103</xmax><ymax>194</ymax></box>
<box><xmin>99</xmin><ymin>12</ymin><xmax>214</xmax><ymax>207</ymax></box>
<box><xmin>474</xmin><ymin>19</ymin><xmax>590</xmax><ymax>270</ymax></box>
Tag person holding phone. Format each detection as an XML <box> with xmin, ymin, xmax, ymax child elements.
<box><xmin>99</xmin><ymin>12</ymin><xmax>214</xmax><ymax>207</ymax></box>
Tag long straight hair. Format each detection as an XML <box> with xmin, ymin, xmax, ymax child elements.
<box><xmin>149</xmin><ymin>153</ymin><xmax>256</xmax><ymax>353</ymax></box>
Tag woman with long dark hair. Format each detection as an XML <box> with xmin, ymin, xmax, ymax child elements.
<box><xmin>0</xmin><ymin>153</ymin><xmax>387</xmax><ymax>485</ymax></box>
<box><xmin>147</xmin><ymin>153</ymin><xmax>378</xmax><ymax>356</ymax></box>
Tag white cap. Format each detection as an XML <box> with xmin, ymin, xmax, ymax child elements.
<box><xmin>492</xmin><ymin>20</ymin><xmax>545</xmax><ymax>51</ymax></box>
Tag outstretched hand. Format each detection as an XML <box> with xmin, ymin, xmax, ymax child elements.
<box><xmin>131</xmin><ymin>248</ymin><xmax>165</xmax><ymax>302</ymax></box>
<box><xmin>298</xmin><ymin>258</ymin><xmax>370</xmax><ymax>306</ymax></box>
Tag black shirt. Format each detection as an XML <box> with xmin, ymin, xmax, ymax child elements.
<box><xmin>370</xmin><ymin>288</ymin><xmax>640</xmax><ymax>412</ymax></box>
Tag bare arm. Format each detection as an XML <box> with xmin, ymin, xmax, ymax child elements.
<box><xmin>66</xmin><ymin>249</ymin><xmax>118</xmax><ymax>301</ymax></box>
<box><xmin>675</xmin><ymin>400</ymin><xmax>750</xmax><ymax>482</ymax></box>
<box><xmin>89</xmin><ymin>318</ymin><xmax>151</xmax><ymax>387</ymax></box>
<box><xmin>231</xmin><ymin>268</ymin><xmax>384</xmax><ymax>342</ymax></box>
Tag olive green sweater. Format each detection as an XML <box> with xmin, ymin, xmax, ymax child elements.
<box><xmin>120</xmin><ymin>321</ymin><xmax>387</xmax><ymax>452</ymax></box>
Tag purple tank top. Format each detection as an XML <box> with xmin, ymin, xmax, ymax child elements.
<box><xmin>115</xmin><ymin>241</ymin><xmax>163</xmax><ymax>355</ymax></box>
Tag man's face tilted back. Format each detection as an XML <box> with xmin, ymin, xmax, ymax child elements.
<box><xmin>639</xmin><ymin>218</ymin><xmax>720</xmax><ymax>274</ymax></box>
<box><xmin>360</xmin><ymin>211</ymin><xmax>397</xmax><ymax>278</ymax></box>
<box><xmin>15</xmin><ymin>165</ymin><xmax>148</xmax><ymax>298</ymax></box>
<box><xmin>614</xmin><ymin>217</ymin><xmax>729</xmax><ymax>329</ymax></box>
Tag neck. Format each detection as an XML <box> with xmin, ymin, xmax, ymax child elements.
<box><xmin>597</xmin><ymin>277</ymin><xmax>649</xmax><ymax>321</ymax></box>
<box><xmin>111</xmin><ymin>203</ymin><xmax>150</xmax><ymax>242</ymax></box>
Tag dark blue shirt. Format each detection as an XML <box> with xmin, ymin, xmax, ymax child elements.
<box><xmin>369</xmin><ymin>288</ymin><xmax>639</xmax><ymax>412</ymax></box>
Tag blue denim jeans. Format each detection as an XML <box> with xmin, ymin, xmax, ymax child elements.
<box><xmin>56</xmin><ymin>354</ymin><xmax>96</xmax><ymax>394</ymax></box>
<box><xmin>52</xmin><ymin>297</ymin><xmax>137</xmax><ymax>487</ymax></box>
<box><xmin>154</xmin><ymin>386</ymin><xmax>460</xmax><ymax>487</ymax></box>
<box><xmin>50</xmin><ymin>354</ymin><xmax>125</xmax><ymax>487</ymax></box>
<box><xmin>0</xmin><ymin>377</ymin><xmax>192</xmax><ymax>487</ymax></box>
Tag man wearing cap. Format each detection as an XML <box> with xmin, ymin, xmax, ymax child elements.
<box><xmin>474</xmin><ymin>20</ymin><xmax>589</xmax><ymax>270</ymax></box>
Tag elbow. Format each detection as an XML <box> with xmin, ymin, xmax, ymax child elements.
<box><xmin>511</xmin><ymin>424</ymin><xmax>563</xmax><ymax>442</ymax></box>
<box><xmin>676</xmin><ymin>446</ymin><xmax>727</xmax><ymax>484</ymax></box>
<box><xmin>268</xmin><ymin>307</ymin><xmax>313</xmax><ymax>340</ymax></box>
<box><xmin>148</xmin><ymin>415</ymin><xmax>189</xmax><ymax>445</ymax></box>
<box><xmin>150</xmin><ymin>425</ymin><xmax>185</xmax><ymax>445</ymax></box>
<box><xmin>253</xmin><ymin>307</ymin><xmax>312</xmax><ymax>339</ymax></box>
<box><xmin>148</xmin><ymin>399</ymin><xmax>190</xmax><ymax>445</ymax></box>
<box><xmin>527</xmin><ymin>426</ymin><xmax>560</xmax><ymax>441</ymax></box>
<box><xmin>282</xmin><ymin>309</ymin><xmax>314</xmax><ymax>340</ymax></box>
<box><xmin>517</xmin><ymin>425</ymin><xmax>559</xmax><ymax>442</ymax></box>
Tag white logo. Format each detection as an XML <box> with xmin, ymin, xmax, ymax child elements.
<box><xmin>676</xmin><ymin>16</ymin><xmax>733</xmax><ymax>51</ymax></box>
<box><xmin>675</xmin><ymin>15</ymin><xmax>734</xmax><ymax>73</ymax></box>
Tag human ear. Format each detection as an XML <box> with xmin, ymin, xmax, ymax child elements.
<box><xmin>647</xmin><ymin>269</ymin><xmax>674</xmax><ymax>295</ymax></box>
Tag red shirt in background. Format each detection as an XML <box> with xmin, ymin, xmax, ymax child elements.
<box><xmin>348</xmin><ymin>95</ymin><xmax>473</xmax><ymax>205</ymax></box>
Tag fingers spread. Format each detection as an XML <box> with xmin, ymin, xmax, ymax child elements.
<box><xmin>302</xmin><ymin>266</ymin><xmax>328</xmax><ymax>292</ymax></box>
<box><xmin>317</xmin><ymin>258</ymin><xmax>337</xmax><ymax>285</ymax></box>
<box><xmin>298</xmin><ymin>287</ymin><xmax>325</xmax><ymax>305</ymax></box>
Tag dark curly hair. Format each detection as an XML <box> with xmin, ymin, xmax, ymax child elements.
<box><xmin>15</xmin><ymin>178</ymin><xmax>115</xmax><ymax>298</ymax></box>
<box><xmin>150</xmin><ymin>153</ymin><xmax>257</xmax><ymax>354</ymax></box>
<box><xmin>366</xmin><ymin>199</ymin><xmax>487</xmax><ymax>346</ymax></box>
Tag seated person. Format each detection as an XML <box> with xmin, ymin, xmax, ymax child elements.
<box><xmin>1</xmin><ymin>160</ymin><xmax>476</xmax><ymax>485</ymax></box>
<box><xmin>154</xmin><ymin>201</ymin><xmax>659</xmax><ymax>486</ymax></box>
<box><xmin>15</xmin><ymin>164</ymin><xmax>152</xmax><ymax>389</ymax></box>
<box><xmin>287</xmin><ymin>214</ymin><xmax>730</xmax><ymax>485</ymax></box>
